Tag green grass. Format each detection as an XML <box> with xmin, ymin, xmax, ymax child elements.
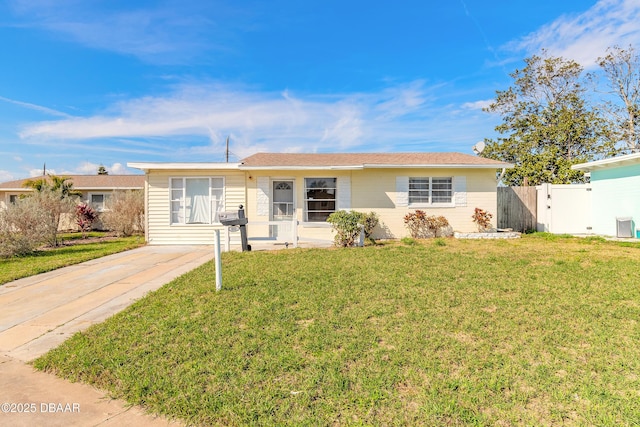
<box><xmin>34</xmin><ymin>235</ymin><xmax>640</xmax><ymax>426</ymax></box>
<box><xmin>0</xmin><ymin>233</ymin><xmax>145</xmax><ymax>285</ymax></box>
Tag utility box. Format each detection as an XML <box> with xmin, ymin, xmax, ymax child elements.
<box><xmin>616</xmin><ymin>217</ymin><xmax>633</xmax><ymax>238</ymax></box>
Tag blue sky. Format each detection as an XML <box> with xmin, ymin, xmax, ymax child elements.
<box><xmin>1</xmin><ymin>0</ymin><xmax>639</xmax><ymax>179</ymax></box>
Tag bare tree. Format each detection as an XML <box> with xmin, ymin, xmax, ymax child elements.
<box><xmin>596</xmin><ymin>45</ymin><xmax>640</xmax><ymax>153</ymax></box>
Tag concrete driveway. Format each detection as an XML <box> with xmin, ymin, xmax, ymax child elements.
<box><xmin>0</xmin><ymin>245</ymin><xmax>213</xmax><ymax>426</ymax></box>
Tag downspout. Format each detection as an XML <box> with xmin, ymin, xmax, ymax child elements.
<box><xmin>497</xmin><ymin>168</ymin><xmax>506</xmax><ymax>184</ymax></box>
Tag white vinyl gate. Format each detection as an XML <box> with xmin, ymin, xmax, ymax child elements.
<box><xmin>536</xmin><ymin>183</ymin><xmax>592</xmax><ymax>234</ymax></box>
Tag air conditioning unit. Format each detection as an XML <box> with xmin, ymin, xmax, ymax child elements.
<box><xmin>616</xmin><ymin>217</ymin><xmax>633</xmax><ymax>238</ymax></box>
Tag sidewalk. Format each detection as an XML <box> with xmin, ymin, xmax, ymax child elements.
<box><xmin>0</xmin><ymin>245</ymin><xmax>214</xmax><ymax>426</ymax></box>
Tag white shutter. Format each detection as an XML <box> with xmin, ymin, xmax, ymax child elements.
<box><xmin>454</xmin><ymin>176</ymin><xmax>467</xmax><ymax>207</ymax></box>
<box><xmin>396</xmin><ymin>176</ymin><xmax>409</xmax><ymax>207</ymax></box>
<box><xmin>337</xmin><ymin>176</ymin><xmax>351</xmax><ymax>210</ymax></box>
<box><xmin>257</xmin><ymin>177</ymin><xmax>270</xmax><ymax>216</ymax></box>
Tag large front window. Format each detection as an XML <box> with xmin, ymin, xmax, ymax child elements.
<box><xmin>409</xmin><ymin>177</ymin><xmax>452</xmax><ymax>205</ymax></box>
<box><xmin>170</xmin><ymin>177</ymin><xmax>224</xmax><ymax>224</ymax></box>
<box><xmin>305</xmin><ymin>178</ymin><xmax>336</xmax><ymax>222</ymax></box>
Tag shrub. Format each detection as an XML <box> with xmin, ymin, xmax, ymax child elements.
<box><xmin>403</xmin><ymin>210</ymin><xmax>451</xmax><ymax>238</ymax></box>
<box><xmin>75</xmin><ymin>203</ymin><xmax>97</xmax><ymax>238</ymax></box>
<box><xmin>101</xmin><ymin>190</ymin><xmax>144</xmax><ymax>237</ymax></box>
<box><xmin>471</xmin><ymin>208</ymin><xmax>493</xmax><ymax>232</ymax></box>
<box><xmin>29</xmin><ymin>189</ymin><xmax>76</xmax><ymax>246</ymax></box>
<box><xmin>327</xmin><ymin>210</ymin><xmax>379</xmax><ymax>247</ymax></box>
<box><xmin>0</xmin><ymin>196</ymin><xmax>51</xmax><ymax>257</ymax></box>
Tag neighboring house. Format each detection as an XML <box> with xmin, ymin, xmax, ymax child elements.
<box><xmin>129</xmin><ymin>152</ymin><xmax>512</xmax><ymax>249</ymax></box>
<box><xmin>572</xmin><ymin>152</ymin><xmax>640</xmax><ymax>237</ymax></box>
<box><xmin>0</xmin><ymin>175</ymin><xmax>144</xmax><ymax>230</ymax></box>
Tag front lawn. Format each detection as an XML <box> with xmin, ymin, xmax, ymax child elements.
<box><xmin>0</xmin><ymin>232</ymin><xmax>145</xmax><ymax>285</ymax></box>
<box><xmin>34</xmin><ymin>235</ymin><xmax>640</xmax><ymax>426</ymax></box>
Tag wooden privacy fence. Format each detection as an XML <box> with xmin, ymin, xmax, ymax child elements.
<box><xmin>497</xmin><ymin>186</ymin><xmax>537</xmax><ymax>232</ymax></box>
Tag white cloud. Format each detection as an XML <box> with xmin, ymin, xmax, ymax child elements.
<box><xmin>0</xmin><ymin>170</ymin><xmax>14</xmax><ymax>182</ymax></box>
<box><xmin>29</xmin><ymin>167</ymin><xmax>55</xmax><ymax>177</ymax></box>
<box><xmin>19</xmin><ymin>81</ymin><xmax>496</xmax><ymax>157</ymax></box>
<box><xmin>0</xmin><ymin>96</ymin><xmax>72</xmax><ymax>118</ymax></box>
<box><xmin>509</xmin><ymin>0</ymin><xmax>640</xmax><ymax>68</ymax></box>
<box><xmin>6</xmin><ymin>0</ymin><xmax>244</xmax><ymax>63</ymax></box>
<box><xmin>71</xmin><ymin>161</ymin><xmax>134</xmax><ymax>175</ymax></box>
<box><xmin>461</xmin><ymin>99</ymin><xmax>493</xmax><ymax>110</ymax></box>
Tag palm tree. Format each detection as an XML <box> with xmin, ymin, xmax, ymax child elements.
<box><xmin>23</xmin><ymin>175</ymin><xmax>81</xmax><ymax>199</ymax></box>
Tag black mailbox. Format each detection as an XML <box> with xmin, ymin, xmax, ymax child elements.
<box><xmin>219</xmin><ymin>211</ymin><xmax>248</xmax><ymax>226</ymax></box>
<box><xmin>219</xmin><ymin>205</ymin><xmax>250</xmax><ymax>251</ymax></box>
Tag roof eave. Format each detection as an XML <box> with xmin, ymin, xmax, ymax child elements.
<box><xmin>127</xmin><ymin>162</ymin><xmax>241</xmax><ymax>172</ymax></box>
<box><xmin>240</xmin><ymin>163</ymin><xmax>513</xmax><ymax>170</ymax></box>
<box><xmin>572</xmin><ymin>152</ymin><xmax>640</xmax><ymax>172</ymax></box>
<box><xmin>361</xmin><ymin>163</ymin><xmax>513</xmax><ymax>169</ymax></box>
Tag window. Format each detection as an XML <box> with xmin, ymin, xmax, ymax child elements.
<box><xmin>304</xmin><ymin>178</ymin><xmax>336</xmax><ymax>222</ymax></box>
<box><xmin>9</xmin><ymin>195</ymin><xmax>17</xmax><ymax>205</ymax></box>
<box><xmin>90</xmin><ymin>193</ymin><xmax>110</xmax><ymax>212</ymax></box>
<box><xmin>409</xmin><ymin>177</ymin><xmax>452</xmax><ymax>205</ymax></box>
<box><xmin>170</xmin><ymin>177</ymin><xmax>224</xmax><ymax>225</ymax></box>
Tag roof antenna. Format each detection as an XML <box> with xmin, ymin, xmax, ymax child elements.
<box><xmin>43</xmin><ymin>163</ymin><xmax>46</xmax><ymax>176</ymax></box>
<box><xmin>226</xmin><ymin>135</ymin><xmax>230</xmax><ymax>163</ymax></box>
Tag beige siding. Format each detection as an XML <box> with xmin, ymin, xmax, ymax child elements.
<box><xmin>245</xmin><ymin>168</ymin><xmax>498</xmax><ymax>242</ymax></box>
<box><xmin>351</xmin><ymin>168</ymin><xmax>498</xmax><ymax>237</ymax></box>
<box><xmin>146</xmin><ymin>166</ymin><xmax>499</xmax><ymax>246</ymax></box>
<box><xmin>146</xmin><ymin>170</ymin><xmax>246</xmax><ymax>246</ymax></box>
<box><xmin>244</xmin><ymin>170</ymin><xmax>353</xmax><ymax>243</ymax></box>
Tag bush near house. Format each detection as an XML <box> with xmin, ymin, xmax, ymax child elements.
<box><xmin>0</xmin><ymin>196</ymin><xmax>51</xmax><ymax>258</ymax></box>
<box><xmin>75</xmin><ymin>203</ymin><xmax>98</xmax><ymax>238</ymax></box>
<box><xmin>403</xmin><ymin>210</ymin><xmax>451</xmax><ymax>238</ymax></box>
<box><xmin>472</xmin><ymin>207</ymin><xmax>493</xmax><ymax>232</ymax></box>
<box><xmin>327</xmin><ymin>210</ymin><xmax>379</xmax><ymax>247</ymax></box>
<box><xmin>101</xmin><ymin>190</ymin><xmax>144</xmax><ymax>237</ymax></box>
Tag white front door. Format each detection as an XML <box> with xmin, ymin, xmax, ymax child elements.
<box><xmin>270</xmin><ymin>180</ymin><xmax>294</xmax><ymax>239</ymax></box>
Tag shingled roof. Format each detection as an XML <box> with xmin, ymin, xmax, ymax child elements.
<box><xmin>0</xmin><ymin>175</ymin><xmax>144</xmax><ymax>191</ymax></box>
<box><xmin>240</xmin><ymin>152</ymin><xmax>512</xmax><ymax>169</ymax></box>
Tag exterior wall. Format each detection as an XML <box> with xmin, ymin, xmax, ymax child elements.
<box><xmin>146</xmin><ymin>170</ymin><xmax>246</xmax><ymax>246</ymax></box>
<box><xmin>244</xmin><ymin>168</ymin><xmax>499</xmax><ymax>242</ymax></box>
<box><xmin>0</xmin><ymin>191</ymin><xmax>30</xmax><ymax>211</ymax></box>
<box><xmin>351</xmin><ymin>168</ymin><xmax>498</xmax><ymax>237</ymax></box>
<box><xmin>245</xmin><ymin>170</ymin><xmax>351</xmax><ymax>244</ymax></box>
<box><xmin>590</xmin><ymin>164</ymin><xmax>640</xmax><ymax>237</ymax></box>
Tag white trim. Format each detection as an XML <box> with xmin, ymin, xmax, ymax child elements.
<box><xmin>407</xmin><ymin>176</ymin><xmax>455</xmax><ymax>208</ymax></box>
<box><xmin>395</xmin><ymin>176</ymin><xmax>409</xmax><ymax>207</ymax></box>
<box><xmin>337</xmin><ymin>176</ymin><xmax>351</xmax><ymax>210</ymax></box>
<box><xmin>239</xmin><ymin>163</ymin><xmax>512</xmax><ymax>171</ymax></box>
<box><xmin>169</xmin><ymin>176</ymin><xmax>225</xmax><ymax>226</ymax></box>
<box><xmin>454</xmin><ymin>176</ymin><xmax>467</xmax><ymax>207</ymax></box>
<box><xmin>572</xmin><ymin>152</ymin><xmax>640</xmax><ymax>172</ymax></box>
<box><xmin>256</xmin><ymin>177</ymin><xmax>270</xmax><ymax>216</ymax></box>
<box><xmin>129</xmin><ymin>162</ymin><xmax>240</xmax><ymax>171</ymax></box>
<box><xmin>129</xmin><ymin>160</ymin><xmax>512</xmax><ymax>172</ymax></box>
<box><xmin>88</xmin><ymin>192</ymin><xmax>110</xmax><ymax>212</ymax></box>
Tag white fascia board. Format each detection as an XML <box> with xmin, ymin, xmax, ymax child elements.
<box><xmin>572</xmin><ymin>152</ymin><xmax>640</xmax><ymax>172</ymax></box>
<box><xmin>74</xmin><ymin>186</ymin><xmax>143</xmax><ymax>190</ymax></box>
<box><xmin>361</xmin><ymin>163</ymin><xmax>514</xmax><ymax>169</ymax></box>
<box><xmin>240</xmin><ymin>163</ymin><xmax>513</xmax><ymax>170</ymax></box>
<box><xmin>128</xmin><ymin>162</ymin><xmax>241</xmax><ymax>172</ymax></box>
<box><xmin>239</xmin><ymin>165</ymin><xmax>364</xmax><ymax>171</ymax></box>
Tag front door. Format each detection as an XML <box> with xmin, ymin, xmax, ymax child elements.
<box><xmin>271</xmin><ymin>180</ymin><xmax>294</xmax><ymax>239</ymax></box>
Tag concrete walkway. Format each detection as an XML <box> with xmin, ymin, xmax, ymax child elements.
<box><xmin>0</xmin><ymin>245</ymin><xmax>214</xmax><ymax>426</ymax></box>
